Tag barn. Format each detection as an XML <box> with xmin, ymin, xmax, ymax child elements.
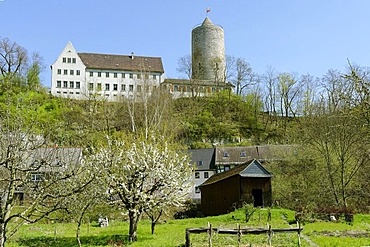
<box><xmin>199</xmin><ymin>159</ymin><xmax>273</xmax><ymax>216</ymax></box>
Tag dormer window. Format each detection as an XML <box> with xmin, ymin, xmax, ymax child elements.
<box><xmin>240</xmin><ymin>152</ymin><xmax>247</xmax><ymax>157</ymax></box>
<box><xmin>223</xmin><ymin>152</ymin><xmax>229</xmax><ymax>157</ymax></box>
<box><xmin>197</xmin><ymin>161</ymin><xmax>203</xmax><ymax>166</ymax></box>
<box><xmin>30</xmin><ymin>173</ymin><xmax>43</xmax><ymax>182</ymax></box>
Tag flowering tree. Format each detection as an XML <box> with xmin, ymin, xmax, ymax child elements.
<box><xmin>88</xmin><ymin>134</ymin><xmax>192</xmax><ymax>242</ymax></box>
<box><xmin>0</xmin><ymin>112</ymin><xmax>90</xmax><ymax>247</ymax></box>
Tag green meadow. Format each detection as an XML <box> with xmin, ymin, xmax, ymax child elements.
<box><xmin>6</xmin><ymin>208</ymin><xmax>370</xmax><ymax>247</ymax></box>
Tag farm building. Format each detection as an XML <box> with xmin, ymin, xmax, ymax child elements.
<box><xmin>199</xmin><ymin>159</ymin><xmax>272</xmax><ymax>216</ymax></box>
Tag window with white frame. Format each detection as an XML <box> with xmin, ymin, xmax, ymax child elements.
<box><xmin>30</xmin><ymin>173</ymin><xmax>43</xmax><ymax>182</ymax></box>
<box><xmin>195</xmin><ymin>172</ymin><xmax>200</xmax><ymax>179</ymax></box>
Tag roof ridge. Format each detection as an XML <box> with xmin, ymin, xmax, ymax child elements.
<box><xmin>77</xmin><ymin>52</ymin><xmax>161</xmax><ymax>59</ymax></box>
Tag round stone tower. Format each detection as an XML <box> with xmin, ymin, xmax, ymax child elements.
<box><xmin>192</xmin><ymin>17</ymin><xmax>225</xmax><ymax>82</ymax></box>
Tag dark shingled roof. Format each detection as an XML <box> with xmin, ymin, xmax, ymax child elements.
<box><xmin>200</xmin><ymin>159</ymin><xmax>272</xmax><ymax>187</ymax></box>
<box><xmin>188</xmin><ymin>148</ymin><xmax>215</xmax><ymax>170</ymax></box>
<box><xmin>78</xmin><ymin>53</ymin><xmax>164</xmax><ymax>73</ymax></box>
<box><xmin>215</xmin><ymin>145</ymin><xmax>294</xmax><ymax>165</ymax></box>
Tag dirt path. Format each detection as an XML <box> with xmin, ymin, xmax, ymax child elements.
<box><xmin>280</xmin><ymin>214</ymin><xmax>319</xmax><ymax>247</ymax></box>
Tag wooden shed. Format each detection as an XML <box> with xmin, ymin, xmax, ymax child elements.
<box><xmin>199</xmin><ymin>159</ymin><xmax>272</xmax><ymax>216</ymax></box>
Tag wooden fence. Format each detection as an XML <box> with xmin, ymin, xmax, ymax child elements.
<box><xmin>185</xmin><ymin>222</ymin><xmax>303</xmax><ymax>247</ymax></box>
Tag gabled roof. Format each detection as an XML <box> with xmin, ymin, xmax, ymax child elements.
<box><xmin>25</xmin><ymin>148</ymin><xmax>83</xmax><ymax>172</ymax></box>
<box><xmin>200</xmin><ymin>159</ymin><xmax>272</xmax><ymax>187</ymax></box>
<box><xmin>215</xmin><ymin>145</ymin><xmax>294</xmax><ymax>165</ymax></box>
<box><xmin>78</xmin><ymin>53</ymin><xmax>164</xmax><ymax>73</ymax></box>
<box><xmin>188</xmin><ymin>148</ymin><xmax>215</xmax><ymax>170</ymax></box>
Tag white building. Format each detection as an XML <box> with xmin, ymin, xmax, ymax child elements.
<box><xmin>188</xmin><ymin>148</ymin><xmax>216</xmax><ymax>203</ymax></box>
<box><xmin>51</xmin><ymin>42</ymin><xmax>165</xmax><ymax>101</ymax></box>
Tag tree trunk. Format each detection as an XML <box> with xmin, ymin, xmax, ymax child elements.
<box><xmin>76</xmin><ymin>219</ymin><xmax>82</xmax><ymax>247</ymax></box>
<box><xmin>128</xmin><ymin>211</ymin><xmax>140</xmax><ymax>242</ymax></box>
<box><xmin>0</xmin><ymin>223</ymin><xmax>6</xmax><ymax>247</ymax></box>
<box><xmin>151</xmin><ymin>221</ymin><xmax>156</xmax><ymax>235</ymax></box>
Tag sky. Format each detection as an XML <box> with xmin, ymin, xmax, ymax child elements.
<box><xmin>1</xmin><ymin>0</ymin><xmax>370</xmax><ymax>87</ymax></box>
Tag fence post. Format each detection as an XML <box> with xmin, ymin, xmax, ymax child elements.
<box><xmin>237</xmin><ymin>223</ymin><xmax>241</xmax><ymax>247</ymax></box>
<box><xmin>185</xmin><ymin>229</ymin><xmax>190</xmax><ymax>247</ymax></box>
<box><xmin>267</xmin><ymin>223</ymin><xmax>272</xmax><ymax>246</ymax></box>
<box><xmin>208</xmin><ymin>222</ymin><xmax>212</xmax><ymax>247</ymax></box>
<box><xmin>297</xmin><ymin>221</ymin><xmax>301</xmax><ymax>247</ymax></box>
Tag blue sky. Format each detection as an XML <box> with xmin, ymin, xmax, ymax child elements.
<box><xmin>1</xmin><ymin>0</ymin><xmax>370</xmax><ymax>87</ymax></box>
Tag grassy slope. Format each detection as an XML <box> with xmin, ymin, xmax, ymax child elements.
<box><xmin>6</xmin><ymin>208</ymin><xmax>370</xmax><ymax>247</ymax></box>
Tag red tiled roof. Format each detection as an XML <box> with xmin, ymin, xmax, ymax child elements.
<box><xmin>78</xmin><ymin>53</ymin><xmax>164</xmax><ymax>73</ymax></box>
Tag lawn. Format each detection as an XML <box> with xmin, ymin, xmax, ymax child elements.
<box><xmin>6</xmin><ymin>208</ymin><xmax>370</xmax><ymax>246</ymax></box>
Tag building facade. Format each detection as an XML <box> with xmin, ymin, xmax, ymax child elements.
<box><xmin>188</xmin><ymin>148</ymin><xmax>216</xmax><ymax>203</ymax></box>
<box><xmin>51</xmin><ymin>42</ymin><xmax>165</xmax><ymax>101</ymax></box>
<box><xmin>200</xmin><ymin>159</ymin><xmax>273</xmax><ymax>216</ymax></box>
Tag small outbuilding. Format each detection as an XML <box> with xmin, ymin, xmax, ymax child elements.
<box><xmin>199</xmin><ymin>159</ymin><xmax>272</xmax><ymax>216</ymax></box>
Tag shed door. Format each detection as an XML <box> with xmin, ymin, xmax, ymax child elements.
<box><xmin>252</xmin><ymin>189</ymin><xmax>263</xmax><ymax>207</ymax></box>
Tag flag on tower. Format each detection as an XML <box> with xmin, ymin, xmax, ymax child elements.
<box><xmin>206</xmin><ymin>7</ymin><xmax>211</xmax><ymax>13</ymax></box>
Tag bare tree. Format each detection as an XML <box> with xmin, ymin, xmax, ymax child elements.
<box><xmin>321</xmin><ymin>69</ymin><xmax>349</xmax><ymax>113</ymax></box>
<box><xmin>0</xmin><ymin>37</ymin><xmax>44</xmax><ymax>91</ymax></box>
<box><xmin>0</xmin><ymin>38</ymin><xmax>28</xmax><ymax>82</ymax></box>
<box><xmin>176</xmin><ymin>55</ymin><xmax>192</xmax><ymax>79</ymax></box>
<box><xmin>227</xmin><ymin>56</ymin><xmax>259</xmax><ymax>96</ymax></box>
<box><xmin>300</xmin><ymin>110</ymin><xmax>370</xmax><ymax>210</ymax></box>
<box><xmin>343</xmin><ymin>62</ymin><xmax>370</xmax><ymax>124</ymax></box>
<box><xmin>261</xmin><ymin>67</ymin><xmax>279</xmax><ymax>125</ymax></box>
<box><xmin>0</xmin><ymin>106</ymin><xmax>90</xmax><ymax>247</ymax></box>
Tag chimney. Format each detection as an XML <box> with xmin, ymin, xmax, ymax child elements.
<box><xmin>130</xmin><ymin>52</ymin><xmax>134</xmax><ymax>60</ymax></box>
